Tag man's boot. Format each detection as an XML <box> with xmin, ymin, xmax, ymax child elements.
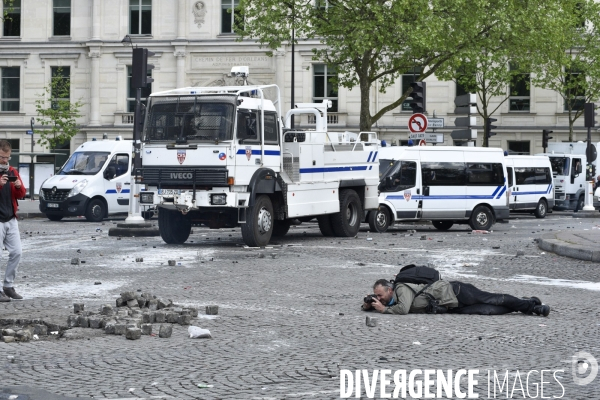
<box><xmin>0</xmin><ymin>291</ymin><xmax>10</xmax><ymax>302</ymax></box>
<box><xmin>523</xmin><ymin>296</ymin><xmax>542</xmax><ymax>315</ymax></box>
<box><xmin>532</xmin><ymin>304</ymin><xmax>550</xmax><ymax>317</ymax></box>
<box><xmin>2</xmin><ymin>287</ymin><xmax>23</xmax><ymax>300</ymax></box>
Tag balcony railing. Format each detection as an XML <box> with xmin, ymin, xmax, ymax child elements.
<box><xmin>307</xmin><ymin>113</ymin><xmax>340</xmax><ymax>125</ymax></box>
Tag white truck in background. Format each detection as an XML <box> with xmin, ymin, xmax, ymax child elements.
<box><xmin>537</xmin><ymin>142</ymin><xmax>598</xmax><ymax>212</ymax></box>
<box><xmin>137</xmin><ymin>67</ymin><xmax>380</xmax><ymax>247</ymax></box>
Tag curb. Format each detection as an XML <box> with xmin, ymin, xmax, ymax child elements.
<box><xmin>538</xmin><ymin>237</ymin><xmax>600</xmax><ymax>263</ymax></box>
<box><xmin>19</xmin><ymin>212</ymin><xmax>46</xmax><ymax>219</ymax></box>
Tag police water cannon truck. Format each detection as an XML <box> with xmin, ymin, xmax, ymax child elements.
<box><xmin>137</xmin><ymin>67</ymin><xmax>380</xmax><ymax>247</ymax></box>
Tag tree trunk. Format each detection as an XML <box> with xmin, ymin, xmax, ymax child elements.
<box><xmin>568</xmin><ymin>112</ymin><xmax>574</xmax><ymax>142</ymax></box>
<box><xmin>359</xmin><ymin>76</ymin><xmax>372</xmax><ymax>132</ymax></box>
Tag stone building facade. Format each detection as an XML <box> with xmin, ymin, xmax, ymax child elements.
<box><xmin>0</xmin><ymin>0</ymin><xmax>598</xmax><ymax>167</ymax></box>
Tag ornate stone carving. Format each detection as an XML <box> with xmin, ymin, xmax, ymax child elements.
<box><xmin>192</xmin><ymin>1</ymin><xmax>206</xmax><ymax>28</ymax></box>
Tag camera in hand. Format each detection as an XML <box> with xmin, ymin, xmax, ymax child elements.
<box><xmin>364</xmin><ymin>294</ymin><xmax>377</xmax><ymax>304</ymax></box>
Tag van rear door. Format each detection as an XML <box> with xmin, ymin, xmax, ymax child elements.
<box><xmin>380</xmin><ymin>160</ymin><xmax>420</xmax><ymax>220</ymax></box>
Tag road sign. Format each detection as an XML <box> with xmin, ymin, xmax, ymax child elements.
<box><xmin>427</xmin><ymin>118</ymin><xmax>444</xmax><ymax>128</ymax></box>
<box><xmin>408</xmin><ymin>113</ymin><xmax>428</xmax><ymax>133</ymax></box>
<box><xmin>418</xmin><ymin>139</ymin><xmax>427</xmax><ymax>146</ymax></box>
<box><xmin>26</xmin><ymin>130</ymin><xmax>33</xmax><ymax>135</ymax></box>
<box><xmin>409</xmin><ymin>132</ymin><xmax>444</xmax><ymax>143</ymax></box>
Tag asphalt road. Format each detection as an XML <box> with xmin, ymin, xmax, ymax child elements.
<box><xmin>0</xmin><ymin>212</ymin><xmax>599</xmax><ymax>399</ymax></box>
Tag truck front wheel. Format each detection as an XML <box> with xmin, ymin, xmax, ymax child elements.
<box><xmin>158</xmin><ymin>208</ymin><xmax>191</xmax><ymax>244</ymax></box>
<box><xmin>85</xmin><ymin>199</ymin><xmax>106</xmax><ymax>222</ymax></box>
<box><xmin>368</xmin><ymin>207</ymin><xmax>390</xmax><ymax>233</ymax></box>
<box><xmin>468</xmin><ymin>205</ymin><xmax>494</xmax><ymax>231</ymax></box>
<box><xmin>241</xmin><ymin>195</ymin><xmax>274</xmax><ymax>247</ymax></box>
<box><xmin>574</xmin><ymin>195</ymin><xmax>584</xmax><ymax>212</ymax></box>
<box><xmin>331</xmin><ymin>189</ymin><xmax>363</xmax><ymax>237</ymax></box>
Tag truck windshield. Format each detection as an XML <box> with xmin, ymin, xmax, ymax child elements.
<box><xmin>379</xmin><ymin>159</ymin><xmax>397</xmax><ymax>180</ymax></box>
<box><xmin>549</xmin><ymin>156</ymin><xmax>569</xmax><ymax>176</ymax></box>
<box><xmin>143</xmin><ymin>96</ymin><xmax>235</xmax><ymax>143</ymax></box>
<box><xmin>59</xmin><ymin>151</ymin><xmax>110</xmax><ymax>175</ymax></box>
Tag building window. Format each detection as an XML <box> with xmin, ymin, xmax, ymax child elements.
<box><xmin>564</xmin><ymin>69</ymin><xmax>585</xmax><ymax>111</ymax></box>
<box><xmin>221</xmin><ymin>0</ymin><xmax>241</xmax><ymax>34</ymax></box>
<box><xmin>51</xmin><ymin>67</ymin><xmax>70</xmax><ymax>107</ymax></box>
<box><xmin>53</xmin><ymin>0</ymin><xmax>71</xmax><ymax>36</ymax></box>
<box><xmin>507</xmin><ymin>141</ymin><xmax>530</xmax><ymax>155</ymax></box>
<box><xmin>313</xmin><ymin>64</ymin><xmax>338</xmax><ymax>112</ymax></box>
<box><xmin>129</xmin><ymin>0</ymin><xmax>151</xmax><ymax>35</ymax></box>
<box><xmin>2</xmin><ymin>0</ymin><xmax>21</xmax><ymax>37</ymax></box>
<box><xmin>1</xmin><ymin>67</ymin><xmax>19</xmax><ymax>112</ymax></box>
<box><xmin>509</xmin><ymin>65</ymin><xmax>530</xmax><ymax>111</ymax></box>
<box><xmin>127</xmin><ymin>66</ymin><xmax>152</xmax><ymax>113</ymax></box>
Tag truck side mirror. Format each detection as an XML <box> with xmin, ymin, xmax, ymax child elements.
<box><xmin>576</xmin><ymin>163</ymin><xmax>582</xmax><ymax>174</ymax></box>
<box><xmin>104</xmin><ymin>166</ymin><xmax>116</xmax><ymax>180</ymax></box>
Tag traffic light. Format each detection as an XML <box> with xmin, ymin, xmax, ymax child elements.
<box><xmin>409</xmin><ymin>82</ymin><xmax>426</xmax><ymax>114</ymax></box>
<box><xmin>485</xmin><ymin>117</ymin><xmax>497</xmax><ymax>139</ymax></box>
<box><xmin>584</xmin><ymin>103</ymin><xmax>596</xmax><ymax>128</ymax></box>
<box><xmin>451</xmin><ymin>93</ymin><xmax>477</xmax><ymax>142</ymax></box>
<box><xmin>132</xmin><ymin>48</ymin><xmax>155</xmax><ymax>89</ymax></box>
<box><xmin>542</xmin><ymin>129</ymin><xmax>553</xmax><ymax>151</ymax></box>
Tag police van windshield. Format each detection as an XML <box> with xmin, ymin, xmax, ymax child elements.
<box><xmin>549</xmin><ymin>156</ymin><xmax>569</xmax><ymax>176</ymax></box>
<box><xmin>59</xmin><ymin>152</ymin><xmax>110</xmax><ymax>175</ymax></box>
<box><xmin>379</xmin><ymin>159</ymin><xmax>396</xmax><ymax>180</ymax></box>
<box><xmin>143</xmin><ymin>96</ymin><xmax>235</xmax><ymax>143</ymax></box>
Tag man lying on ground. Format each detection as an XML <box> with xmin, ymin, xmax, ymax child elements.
<box><xmin>362</xmin><ymin>278</ymin><xmax>550</xmax><ymax>316</ymax></box>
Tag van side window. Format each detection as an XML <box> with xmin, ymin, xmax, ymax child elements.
<box><xmin>507</xmin><ymin>167</ymin><xmax>514</xmax><ymax>186</ymax></box>
<box><xmin>107</xmin><ymin>154</ymin><xmax>130</xmax><ymax>179</ymax></box>
<box><xmin>421</xmin><ymin>162</ymin><xmax>466</xmax><ymax>186</ymax></box>
<box><xmin>536</xmin><ymin>167</ymin><xmax>552</xmax><ymax>184</ymax></box>
<box><xmin>399</xmin><ymin>161</ymin><xmax>417</xmax><ymax>187</ymax></box>
<box><xmin>466</xmin><ymin>163</ymin><xmax>504</xmax><ymax>185</ymax></box>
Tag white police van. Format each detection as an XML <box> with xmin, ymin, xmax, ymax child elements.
<box><xmin>38</xmin><ymin>137</ymin><xmax>137</xmax><ymax>222</ymax></box>
<box><xmin>367</xmin><ymin>146</ymin><xmax>509</xmax><ymax>232</ymax></box>
<box><xmin>504</xmin><ymin>155</ymin><xmax>554</xmax><ymax>218</ymax></box>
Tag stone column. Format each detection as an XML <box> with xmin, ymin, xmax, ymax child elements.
<box><xmin>89</xmin><ymin>49</ymin><xmax>101</xmax><ymax>126</ymax></box>
<box><xmin>177</xmin><ymin>0</ymin><xmax>187</xmax><ymax>39</ymax></box>
<box><xmin>91</xmin><ymin>0</ymin><xmax>101</xmax><ymax>40</ymax></box>
<box><xmin>175</xmin><ymin>49</ymin><xmax>186</xmax><ymax>88</ymax></box>
<box><xmin>274</xmin><ymin>49</ymin><xmax>286</xmax><ymax>106</ymax></box>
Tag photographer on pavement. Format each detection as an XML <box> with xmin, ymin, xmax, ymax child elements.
<box><xmin>362</xmin><ymin>278</ymin><xmax>550</xmax><ymax>316</ymax></box>
<box><xmin>0</xmin><ymin>140</ymin><xmax>26</xmax><ymax>302</ymax></box>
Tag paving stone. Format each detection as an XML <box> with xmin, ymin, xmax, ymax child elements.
<box><xmin>166</xmin><ymin>312</ymin><xmax>178</xmax><ymax>323</ymax></box>
<box><xmin>77</xmin><ymin>316</ymin><xmax>89</xmax><ymax>328</ymax></box>
<box><xmin>104</xmin><ymin>323</ymin><xmax>115</xmax><ymax>334</ymax></box>
<box><xmin>205</xmin><ymin>305</ymin><xmax>219</xmax><ymax>315</ymax></box>
<box><xmin>67</xmin><ymin>315</ymin><xmax>79</xmax><ymax>328</ymax></box>
<box><xmin>154</xmin><ymin>311</ymin><xmax>166</xmax><ymax>323</ymax></box>
<box><xmin>158</xmin><ymin>324</ymin><xmax>172</xmax><ymax>338</ymax></box>
<box><xmin>115</xmin><ymin>297</ymin><xmax>125</xmax><ymax>307</ymax></box>
<box><xmin>157</xmin><ymin>299</ymin><xmax>170</xmax><ymax>309</ymax></box>
<box><xmin>2</xmin><ymin>336</ymin><xmax>15</xmax><ymax>343</ymax></box>
<box><xmin>120</xmin><ymin>291</ymin><xmax>136</xmax><ymax>301</ymax></box>
<box><xmin>126</xmin><ymin>327</ymin><xmax>141</xmax><ymax>340</ymax></box>
<box><xmin>140</xmin><ymin>324</ymin><xmax>152</xmax><ymax>335</ymax></box>
<box><xmin>88</xmin><ymin>318</ymin><xmax>103</xmax><ymax>329</ymax></box>
<box><xmin>32</xmin><ymin>324</ymin><xmax>48</xmax><ymax>336</ymax></box>
<box><xmin>178</xmin><ymin>315</ymin><xmax>191</xmax><ymax>325</ymax></box>
<box><xmin>114</xmin><ymin>324</ymin><xmax>127</xmax><ymax>335</ymax></box>
<box><xmin>147</xmin><ymin>299</ymin><xmax>158</xmax><ymax>311</ymax></box>
<box><xmin>2</xmin><ymin>328</ymin><xmax>15</xmax><ymax>336</ymax></box>
<box><xmin>126</xmin><ymin>299</ymin><xmax>138</xmax><ymax>308</ymax></box>
<box><xmin>101</xmin><ymin>304</ymin><xmax>114</xmax><ymax>315</ymax></box>
<box><xmin>15</xmin><ymin>329</ymin><xmax>31</xmax><ymax>342</ymax></box>
<box><xmin>73</xmin><ymin>303</ymin><xmax>85</xmax><ymax>313</ymax></box>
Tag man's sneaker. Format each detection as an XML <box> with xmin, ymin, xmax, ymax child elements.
<box><xmin>0</xmin><ymin>291</ymin><xmax>10</xmax><ymax>302</ymax></box>
<box><xmin>533</xmin><ymin>304</ymin><xmax>550</xmax><ymax>317</ymax></box>
<box><xmin>2</xmin><ymin>287</ymin><xmax>23</xmax><ymax>300</ymax></box>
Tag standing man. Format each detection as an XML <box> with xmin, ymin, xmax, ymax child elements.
<box><xmin>0</xmin><ymin>140</ymin><xmax>26</xmax><ymax>302</ymax></box>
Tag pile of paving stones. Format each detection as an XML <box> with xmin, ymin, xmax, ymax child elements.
<box><xmin>1</xmin><ymin>318</ymin><xmax>64</xmax><ymax>343</ymax></box>
<box><xmin>67</xmin><ymin>291</ymin><xmax>199</xmax><ymax>340</ymax></box>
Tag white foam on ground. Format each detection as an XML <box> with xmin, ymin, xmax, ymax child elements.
<box><xmin>508</xmin><ymin>275</ymin><xmax>600</xmax><ymax>291</ymax></box>
<box><xmin>23</xmin><ymin>281</ymin><xmax>125</xmax><ymax>300</ymax></box>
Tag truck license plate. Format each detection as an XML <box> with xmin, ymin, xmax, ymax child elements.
<box><xmin>158</xmin><ymin>189</ymin><xmax>180</xmax><ymax>196</ymax></box>
<box><xmin>47</xmin><ymin>203</ymin><xmax>59</xmax><ymax>208</ymax></box>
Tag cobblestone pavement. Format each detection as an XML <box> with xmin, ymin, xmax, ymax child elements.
<box><xmin>1</xmin><ymin>213</ymin><xmax>599</xmax><ymax>399</ymax></box>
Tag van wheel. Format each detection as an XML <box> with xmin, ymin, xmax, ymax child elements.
<box><xmin>317</xmin><ymin>215</ymin><xmax>335</xmax><ymax>237</ymax></box>
<box><xmin>141</xmin><ymin>211</ymin><xmax>154</xmax><ymax>220</ymax></box>
<box><xmin>432</xmin><ymin>221</ymin><xmax>454</xmax><ymax>231</ymax></box>
<box><xmin>272</xmin><ymin>219</ymin><xmax>292</xmax><ymax>237</ymax></box>
<box><xmin>534</xmin><ymin>199</ymin><xmax>548</xmax><ymax>218</ymax></box>
<box><xmin>574</xmin><ymin>195</ymin><xmax>584</xmax><ymax>212</ymax></box>
<box><xmin>85</xmin><ymin>199</ymin><xmax>105</xmax><ymax>222</ymax></box>
<box><xmin>241</xmin><ymin>195</ymin><xmax>274</xmax><ymax>247</ymax></box>
<box><xmin>331</xmin><ymin>189</ymin><xmax>363</xmax><ymax>237</ymax></box>
<box><xmin>368</xmin><ymin>207</ymin><xmax>390</xmax><ymax>233</ymax></box>
<box><xmin>158</xmin><ymin>208</ymin><xmax>191</xmax><ymax>244</ymax></box>
<box><xmin>469</xmin><ymin>205</ymin><xmax>494</xmax><ymax>231</ymax></box>
<box><xmin>46</xmin><ymin>214</ymin><xmax>63</xmax><ymax>221</ymax></box>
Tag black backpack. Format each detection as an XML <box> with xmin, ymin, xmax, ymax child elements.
<box><xmin>392</xmin><ymin>264</ymin><xmax>446</xmax><ymax>314</ymax></box>
<box><xmin>393</xmin><ymin>264</ymin><xmax>440</xmax><ymax>286</ymax></box>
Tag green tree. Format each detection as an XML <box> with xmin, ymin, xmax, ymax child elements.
<box><xmin>531</xmin><ymin>0</ymin><xmax>600</xmax><ymax>141</ymax></box>
<box><xmin>436</xmin><ymin>2</ymin><xmax>564</xmax><ymax>146</ymax></box>
<box><xmin>239</xmin><ymin>0</ymin><xmax>557</xmax><ymax>132</ymax></box>
<box><xmin>35</xmin><ymin>68</ymin><xmax>84</xmax><ymax>149</ymax></box>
